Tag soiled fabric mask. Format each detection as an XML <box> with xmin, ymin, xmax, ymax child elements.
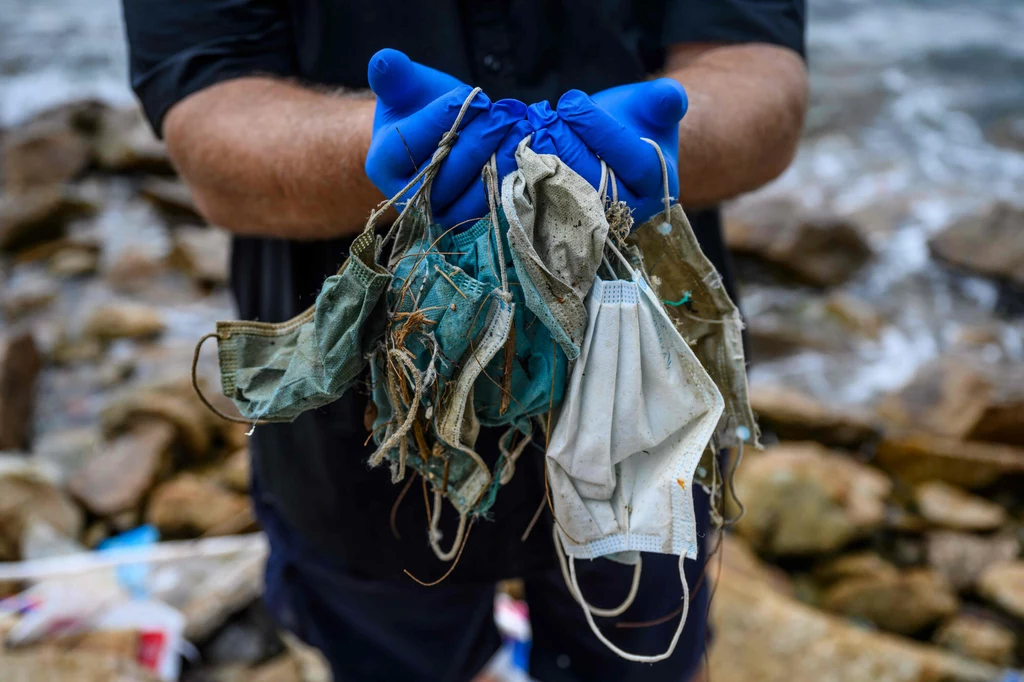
<box><xmin>212</xmin><ymin>231</ymin><xmax>391</xmax><ymax>422</ymax></box>
<box><xmin>439</xmin><ymin>208</ymin><xmax>569</xmax><ymax>432</ymax></box>
<box><xmin>501</xmin><ymin>139</ymin><xmax>610</xmax><ymax>361</ymax></box>
<box><xmin>546</xmin><ymin>254</ymin><xmax>724</xmax><ymax>663</ymax></box>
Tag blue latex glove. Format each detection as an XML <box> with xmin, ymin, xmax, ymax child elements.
<box><xmin>366</xmin><ymin>48</ymin><xmax>530</xmax><ymax>228</ymax></box>
<box><xmin>556</xmin><ymin>79</ymin><xmax>687</xmax><ymax>224</ymax></box>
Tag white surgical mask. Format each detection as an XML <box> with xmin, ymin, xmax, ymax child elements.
<box><xmin>546</xmin><ymin>239</ymin><xmax>724</xmax><ymax>663</ymax></box>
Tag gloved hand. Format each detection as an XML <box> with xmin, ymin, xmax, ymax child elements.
<box><xmin>555</xmin><ymin>79</ymin><xmax>687</xmax><ymax>224</ymax></box>
<box><xmin>366</xmin><ymin>48</ymin><xmax>531</xmax><ymax>227</ymax></box>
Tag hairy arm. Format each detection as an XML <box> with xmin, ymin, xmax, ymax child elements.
<box><xmin>666</xmin><ymin>43</ymin><xmax>808</xmax><ymax>208</ymax></box>
<box><xmin>163</xmin><ymin>78</ymin><xmax>384</xmax><ymax>239</ymax></box>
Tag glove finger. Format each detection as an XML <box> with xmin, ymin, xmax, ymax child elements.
<box><xmin>433</xmin><ymin>117</ymin><xmax>534</xmax><ymax>228</ymax></box>
<box><xmin>366</xmin><ymin>86</ymin><xmax>489</xmax><ymax>195</ymax></box>
<box><xmin>557</xmin><ymin>89</ymin><xmax>666</xmax><ymax>198</ymax></box>
<box><xmin>368</xmin><ymin>48</ymin><xmax>467</xmax><ymax>126</ymax></box>
<box><xmin>428</xmin><ymin>99</ymin><xmax>526</xmax><ymax>210</ymax></box>
<box><xmin>527</xmin><ymin>116</ymin><xmax>605</xmax><ymax>192</ymax></box>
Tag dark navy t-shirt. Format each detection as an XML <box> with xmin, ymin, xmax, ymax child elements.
<box><xmin>123</xmin><ymin>0</ymin><xmax>805</xmax><ymax>582</ymax></box>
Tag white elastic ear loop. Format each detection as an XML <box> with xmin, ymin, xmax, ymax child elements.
<box><xmin>569</xmin><ymin>551</ymin><xmax>689</xmax><ymax>663</ymax></box>
<box><xmin>557</xmin><ymin>522</ymin><xmax>692</xmax><ymax>659</ymax></box>
<box><xmin>553</xmin><ymin>526</ymin><xmax>640</xmax><ymax>618</ymax></box>
<box><xmin>428</xmin><ymin>490</ymin><xmax>468</xmax><ymax>562</ymax></box>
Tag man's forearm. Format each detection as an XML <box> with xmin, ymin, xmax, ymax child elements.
<box><xmin>666</xmin><ymin>43</ymin><xmax>809</xmax><ymax>208</ymax></box>
<box><xmin>164</xmin><ymin>77</ymin><xmax>384</xmax><ymax>239</ymax></box>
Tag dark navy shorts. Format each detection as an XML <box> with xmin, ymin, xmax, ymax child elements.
<box><xmin>257</xmin><ymin>485</ymin><xmax>712</xmax><ymax>682</ymax></box>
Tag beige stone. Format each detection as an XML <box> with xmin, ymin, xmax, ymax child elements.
<box><xmin>0</xmin><ymin>457</ymin><xmax>83</xmax><ymax>561</ymax></box>
<box><xmin>977</xmin><ymin>561</ymin><xmax>1024</xmax><ymax>619</ymax></box>
<box><xmin>147</xmin><ymin>473</ymin><xmax>254</xmax><ymax>538</ymax></box>
<box><xmin>929</xmin><ymin>202</ymin><xmax>1024</xmax><ymax>287</ymax></box>
<box><xmin>82</xmin><ymin>302</ymin><xmax>165</xmax><ymax>340</ymax></box>
<box><xmin>733</xmin><ymin>442</ymin><xmax>891</xmax><ymax>555</ymax></box>
<box><xmin>169</xmin><ymin>225</ymin><xmax>230</xmax><ymax>288</ymax></box>
<box><xmin>139</xmin><ymin>177</ymin><xmax>200</xmax><ymax>220</ymax></box>
<box><xmin>0</xmin><ymin>331</ymin><xmax>42</xmax><ymax>450</ymax></box>
<box><xmin>926</xmin><ymin>531</ymin><xmax>1020</xmax><ymax>591</ymax></box>
<box><xmin>821</xmin><ymin>569</ymin><xmax>959</xmax><ymax>634</ymax></box>
<box><xmin>49</xmin><ymin>246</ymin><xmax>99</xmax><ymax>277</ymax></box>
<box><xmin>0</xmin><ymin>187</ymin><xmax>96</xmax><ymax>253</ymax></box>
<box><xmin>101</xmin><ymin>388</ymin><xmax>212</xmax><ymax>458</ymax></box>
<box><xmin>814</xmin><ymin>552</ymin><xmax>900</xmax><ymax>584</ymax></box>
<box><xmin>709</xmin><ymin>546</ymin><xmax>999</xmax><ymax>682</ymax></box>
<box><xmin>750</xmin><ymin>384</ymin><xmax>879</xmax><ymax>448</ymax></box>
<box><xmin>68</xmin><ymin>421</ymin><xmax>175</xmax><ymax>517</ymax></box>
<box><xmin>724</xmin><ymin>197</ymin><xmax>873</xmax><ymax>287</ymax></box>
<box><xmin>934</xmin><ymin>614</ymin><xmax>1017</xmax><ymax>667</ymax></box>
<box><xmin>878</xmin><ymin>358</ymin><xmax>1024</xmax><ymax>447</ymax></box>
<box><xmin>2</xmin><ymin>119</ymin><xmax>92</xmax><ymax>191</ymax></box>
<box><xmin>914</xmin><ymin>481</ymin><xmax>1007</xmax><ymax>531</ymax></box>
<box><xmin>876</xmin><ymin>432</ymin><xmax>1024</xmax><ymax>489</ymax></box>
<box><xmin>1</xmin><ymin>272</ymin><xmax>58</xmax><ymax>319</ymax></box>
<box><xmin>92</xmin><ymin>107</ymin><xmax>170</xmax><ymax>174</ymax></box>
<box><xmin>216</xmin><ymin>448</ymin><xmax>250</xmax><ymax>493</ymax></box>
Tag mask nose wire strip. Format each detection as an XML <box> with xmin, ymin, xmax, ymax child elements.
<box><xmin>553</xmin><ymin>526</ymin><xmax>641</xmax><ymax>618</ymax></box>
<box><xmin>191</xmin><ymin>332</ymin><xmax>266</xmax><ymax>426</ymax></box>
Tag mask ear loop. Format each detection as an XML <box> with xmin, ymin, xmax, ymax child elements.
<box><xmin>191</xmin><ymin>332</ymin><xmax>271</xmax><ymax>427</ymax></box>
<box><xmin>553</xmin><ymin>526</ymin><xmax>641</xmax><ymax>618</ymax></box>
<box><xmin>563</xmin><ymin>534</ymin><xmax>690</xmax><ymax>662</ymax></box>
<box><xmin>366</xmin><ymin>87</ymin><xmax>484</xmax><ymax>257</ymax></box>
<box><xmin>428</xmin><ymin>490</ymin><xmax>468</xmax><ymax>562</ymax></box>
<box><xmin>640</xmin><ymin>137</ymin><xmax>673</xmax><ymax>224</ymax></box>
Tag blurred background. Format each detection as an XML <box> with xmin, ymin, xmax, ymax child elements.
<box><xmin>0</xmin><ymin>0</ymin><xmax>1021</xmax><ymax>681</ymax></box>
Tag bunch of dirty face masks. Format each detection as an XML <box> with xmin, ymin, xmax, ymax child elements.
<box><xmin>193</xmin><ymin>89</ymin><xmax>758</xmax><ymax>662</ymax></box>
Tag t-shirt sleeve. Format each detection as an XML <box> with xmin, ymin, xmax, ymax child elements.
<box><xmin>122</xmin><ymin>0</ymin><xmax>296</xmax><ymax>136</ymax></box>
<box><xmin>662</xmin><ymin>0</ymin><xmax>806</xmax><ymax>59</ymax></box>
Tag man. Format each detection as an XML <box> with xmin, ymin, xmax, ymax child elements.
<box><xmin>122</xmin><ymin>3</ymin><xmax>806</xmax><ymax>681</ymax></box>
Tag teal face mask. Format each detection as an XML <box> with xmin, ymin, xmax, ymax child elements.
<box><xmin>197</xmin><ymin>230</ymin><xmax>391</xmax><ymax>423</ymax></box>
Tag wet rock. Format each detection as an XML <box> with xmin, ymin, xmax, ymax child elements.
<box><xmin>986</xmin><ymin>115</ymin><xmax>1024</xmax><ymax>152</ymax></box>
<box><xmin>914</xmin><ymin>481</ymin><xmax>1007</xmax><ymax>532</ymax></box>
<box><xmin>750</xmin><ymin>385</ymin><xmax>879</xmax><ymax>448</ymax></box>
<box><xmin>929</xmin><ymin>203</ymin><xmax>1024</xmax><ymax>288</ymax></box>
<box><xmin>0</xmin><ymin>332</ymin><xmax>42</xmax><ymax>451</ymax></box>
<box><xmin>0</xmin><ymin>187</ymin><xmax>97</xmax><ymax>253</ymax></box>
<box><xmin>216</xmin><ymin>448</ymin><xmax>250</xmax><ymax>493</ymax></box>
<box><xmin>814</xmin><ymin>552</ymin><xmax>900</xmax><ymax>584</ymax></box>
<box><xmin>926</xmin><ymin>531</ymin><xmax>1020</xmax><ymax>591</ymax></box>
<box><xmin>934</xmin><ymin>614</ymin><xmax>1017</xmax><ymax>667</ymax></box>
<box><xmin>710</xmin><ymin>545</ymin><xmax>1000</xmax><ymax>682</ymax></box>
<box><xmin>733</xmin><ymin>443</ymin><xmax>892</xmax><ymax>555</ymax></box>
<box><xmin>32</xmin><ymin>426</ymin><xmax>100</xmax><ymax>484</ymax></box>
<box><xmin>101</xmin><ymin>388</ymin><xmax>214</xmax><ymax>459</ymax></box>
<box><xmin>724</xmin><ymin>197</ymin><xmax>873</xmax><ymax>287</ymax></box>
<box><xmin>248</xmin><ymin>655</ymin><xmax>303</xmax><ymax>682</ymax></box>
<box><xmin>878</xmin><ymin>358</ymin><xmax>1024</xmax><ymax>447</ymax></box>
<box><xmin>2</xmin><ymin>119</ymin><xmax>92</xmax><ymax>191</ymax></box>
<box><xmin>140</xmin><ymin>177</ymin><xmax>201</xmax><ymax>221</ymax></box>
<box><xmin>1</xmin><ymin>271</ymin><xmax>58</xmax><ymax>319</ymax></box>
<box><xmin>0</xmin><ymin>457</ymin><xmax>83</xmax><ymax>561</ymax></box>
<box><xmin>49</xmin><ymin>246</ymin><xmax>99</xmax><ymax>277</ymax></box>
<box><xmin>92</xmin><ymin>106</ymin><xmax>171</xmax><ymax>174</ymax></box>
<box><xmin>147</xmin><ymin>473</ymin><xmax>254</xmax><ymax>537</ymax></box>
<box><xmin>102</xmin><ymin>248</ymin><xmax>167</xmax><ymax>291</ymax></box>
<box><xmin>875</xmin><ymin>432</ymin><xmax>1024</xmax><ymax>489</ymax></box>
<box><xmin>977</xmin><ymin>561</ymin><xmax>1024</xmax><ymax>620</ymax></box>
<box><xmin>68</xmin><ymin>421</ymin><xmax>175</xmax><ymax>517</ymax></box>
<box><xmin>821</xmin><ymin>568</ymin><xmax>959</xmax><ymax>634</ymax></box>
<box><xmin>169</xmin><ymin>226</ymin><xmax>230</xmax><ymax>288</ymax></box>
<box><xmin>82</xmin><ymin>302</ymin><xmax>165</xmax><ymax>340</ymax></box>
<box><xmin>823</xmin><ymin>292</ymin><xmax>885</xmax><ymax>339</ymax></box>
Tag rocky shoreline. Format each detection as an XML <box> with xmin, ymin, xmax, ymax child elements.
<box><xmin>1</xmin><ymin>99</ymin><xmax>1022</xmax><ymax>681</ymax></box>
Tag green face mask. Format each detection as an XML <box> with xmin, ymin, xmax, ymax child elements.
<box><xmin>198</xmin><ymin>231</ymin><xmax>391</xmax><ymax>423</ymax></box>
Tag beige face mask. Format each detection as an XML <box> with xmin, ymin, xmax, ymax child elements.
<box><xmin>501</xmin><ymin>138</ymin><xmax>610</xmax><ymax>361</ymax></box>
